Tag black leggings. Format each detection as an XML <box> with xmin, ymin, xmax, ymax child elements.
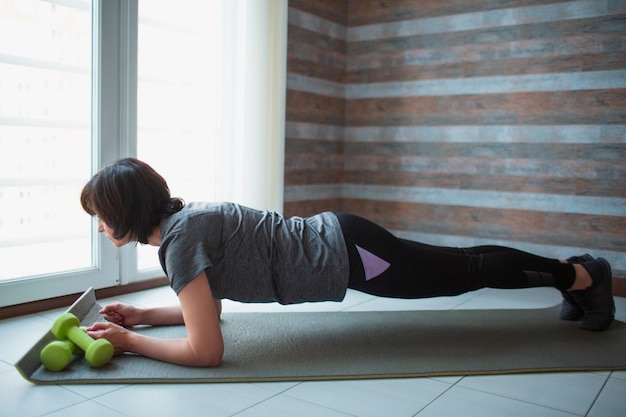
<box><xmin>334</xmin><ymin>212</ymin><xmax>576</xmax><ymax>299</ymax></box>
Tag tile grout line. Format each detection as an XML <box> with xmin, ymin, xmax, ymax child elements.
<box><xmin>230</xmin><ymin>381</ymin><xmax>359</xmax><ymax>417</ymax></box>
<box><xmin>584</xmin><ymin>371</ymin><xmax>612</xmax><ymax>417</ymax></box>
<box><xmin>412</xmin><ymin>377</ymin><xmax>462</xmax><ymax>416</ymax></box>
<box><xmin>449</xmin><ymin>377</ymin><xmax>601</xmax><ymax>416</ymax></box>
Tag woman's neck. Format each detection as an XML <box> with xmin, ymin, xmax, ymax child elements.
<box><xmin>146</xmin><ymin>226</ymin><xmax>162</xmax><ymax>247</ymax></box>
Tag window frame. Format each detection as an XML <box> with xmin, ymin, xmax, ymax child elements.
<box><xmin>0</xmin><ymin>0</ymin><xmax>142</xmax><ymax>307</ymax></box>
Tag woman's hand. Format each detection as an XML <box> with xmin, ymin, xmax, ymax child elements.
<box><xmin>99</xmin><ymin>302</ymin><xmax>143</xmax><ymax>327</ymax></box>
<box><xmin>87</xmin><ymin>321</ymin><xmax>132</xmax><ymax>356</ymax></box>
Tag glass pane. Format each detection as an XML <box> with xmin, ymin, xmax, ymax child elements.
<box><xmin>136</xmin><ymin>1</ymin><xmax>220</xmax><ymax>271</ymax></box>
<box><xmin>0</xmin><ymin>0</ymin><xmax>93</xmax><ymax>281</ymax></box>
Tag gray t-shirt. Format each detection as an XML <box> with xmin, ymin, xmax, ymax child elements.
<box><xmin>158</xmin><ymin>202</ymin><xmax>349</xmax><ymax>304</ymax></box>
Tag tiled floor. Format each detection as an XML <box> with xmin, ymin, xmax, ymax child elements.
<box><xmin>1</xmin><ymin>286</ymin><xmax>625</xmax><ymax>417</ymax></box>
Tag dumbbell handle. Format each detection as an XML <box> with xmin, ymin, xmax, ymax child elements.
<box><xmin>66</xmin><ymin>324</ymin><xmax>98</xmax><ymax>351</ymax></box>
<box><xmin>67</xmin><ymin>322</ymin><xmax>114</xmax><ymax>368</ymax></box>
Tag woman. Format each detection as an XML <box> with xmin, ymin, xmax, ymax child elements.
<box><xmin>83</xmin><ymin>158</ymin><xmax>615</xmax><ymax>367</ymax></box>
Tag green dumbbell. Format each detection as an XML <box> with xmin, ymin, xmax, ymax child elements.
<box><xmin>51</xmin><ymin>313</ymin><xmax>114</xmax><ymax>368</ymax></box>
<box><xmin>40</xmin><ymin>327</ymin><xmax>89</xmax><ymax>371</ymax></box>
<box><xmin>40</xmin><ymin>339</ymin><xmax>79</xmax><ymax>371</ymax></box>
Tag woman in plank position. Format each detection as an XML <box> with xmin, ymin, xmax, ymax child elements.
<box><xmin>83</xmin><ymin>158</ymin><xmax>615</xmax><ymax>367</ymax></box>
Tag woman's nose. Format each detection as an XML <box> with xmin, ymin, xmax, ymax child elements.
<box><xmin>97</xmin><ymin>219</ymin><xmax>104</xmax><ymax>232</ymax></box>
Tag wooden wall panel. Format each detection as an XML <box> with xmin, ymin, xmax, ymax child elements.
<box><xmin>288</xmin><ymin>0</ymin><xmax>347</xmax><ymax>25</ymax></box>
<box><xmin>285</xmin><ymin>0</ymin><xmax>626</xmax><ymax>281</ymax></box>
<box><xmin>285</xmin><ymin>2</ymin><xmax>347</xmax><ymax>216</ymax></box>
<box><xmin>346</xmin><ymin>0</ymin><xmax>574</xmax><ymax>25</ymax></box>
<box><xmin>346</xmin><ymin>90</ymin><xmax>626</xmax><ymax>125</ymax></box>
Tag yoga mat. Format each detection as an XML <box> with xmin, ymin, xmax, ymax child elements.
<box><xmin>16</xmin><ymin>288</ymin><xmax>626</xmax><ymax>385</ymax></box>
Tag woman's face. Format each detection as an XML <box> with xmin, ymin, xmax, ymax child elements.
<box><xmin>97</xmin><ymin>217</ymin><xmax>130</xmax><ymax>247</ymax></box>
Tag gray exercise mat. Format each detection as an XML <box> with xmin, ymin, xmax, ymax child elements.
<box><xmin>16</xmin><ymin>288</ymin><xmax>626</xmax><ymax>384</ymax></box>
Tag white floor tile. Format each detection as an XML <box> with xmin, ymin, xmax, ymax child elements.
<box><xmin>613</xmin><ymin>295</ymin><xmax>626</xmax><ymax>322</ymax></box>
<box><xmin>101</xmin><ymin>286</ymin><xmax>178</xmax><ymax>308</ymax></box>
<box><xmin>1</xmin><ymin>320</ymin><xmax>51</xmax><ymax>365</ymax></box>
<box><xmin>587</xmin><ymin>376</ymin><xmax>626</xmax><ymax>417</ymax></box>
<box><xmin>62</xmin><ymin>383</ymin><xmax>130</xmax><ymax>399</ymax></box>
<box><xmin>344</xmin><ymin>289</ymin><xmax>489</xmax><ymax>312</ymax></box>
<box><xmin>251</xmin><ymin>380</ymin><xmax>302</xmax><ymax>393</ymax></box>
<box><xmin>417</xmin><ymin>385</ymin><xmax>578</xmax><ymax>417</ymax></box>
<box><xmin>93</xmin><ymin>382</ymin><xmax>279</xmax><ymax>417</ymax></box>
<box><xmin>610</xmin><ymin>370</ymin><xmax>626</xmax><ymax>381</ymax></box>
<box><xmin>457</xmin><ymin>287</ymin><xmax>562</xmax><ymax>310</ymax></box>
<box><xmin>42</xmin><ymin>399</ymin><xmax>133</xmax><ymax>417</ymax></box>
<box><xmin>0</xmin><ymin>313</ymin><xmax>51</xmax><ymax>334</ymax></box>
<box><xmin>283</xmin><ymin>378</ymin><xmax>452</xmax><ymax>417</ymax></box>
<box><xmin>429</xmin><ymin>375</ymin><xmax>463</xmax><ymax>384</ymax></box>
<box><xmin>0</xmin><ymin>371</ymin><xmax>86</xmax><ymax>417</ymax></box>
<box><xmin>221</xmin><ymin>289</ymin><xmax>376</xmax><ymax>313</ymax></box>
<box><xmin>236</xmin><ymin>393</ymin><xmax>354</xmax><ymax>417</ymax></box>
<box><xmin>457</xmin><ymin>372</ymin><xmax>608</xmax><ymax>415</ymax></box>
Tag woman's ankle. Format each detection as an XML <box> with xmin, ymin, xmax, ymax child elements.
<box><xmin>568</xmin><ymin>264</ymin><xmax>593</xmax><ymax>291</ymax></box>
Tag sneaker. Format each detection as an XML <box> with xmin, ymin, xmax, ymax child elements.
<box><xmin>569</xmin><ymin>258</ymin><xmax>615</xmax><ymax>331</ymax></box>
<box><xmin>559</xmin><ymin>292</ymin><xmax>584</xmax><ymax>320</ymax></box>
<box><xmin>559</xmin><ymin>254</ymin><xmax>593</xmax><ymax>321</ymax></box>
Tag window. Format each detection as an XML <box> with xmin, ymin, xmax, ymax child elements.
<box><xmin>133</xmin><ymin>0</ymin><xmax>219</xmax><ymax>274</ymax></box>
<box><xmin>0</xmin><ymin>0</ymin><xmax>286</xmax><ymax>307</ymax></box>
<box><xmin>0</xmin><ymin>0</ymin><xmax>118</xmax><ymax>306</ymax></box>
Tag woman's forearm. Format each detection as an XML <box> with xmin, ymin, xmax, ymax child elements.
<box><xmin>126</xmin><ymin>332</ymin><xmax>222</xmax><ymax>367</ymax></box>
<box><xmin>140</xmin><ymin>305</ymin><xmax>184</xmax><ymax>325</ymax></box>
<box><xmin>140</xmin><ymin>299</ymin><xmax>222</xmax><ymax>325</ymax></box>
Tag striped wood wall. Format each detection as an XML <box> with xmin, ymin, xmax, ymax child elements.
<box><xmin>284</xmin><ymin>0</ymin><xmax>626</xmax><ymax>283</ymax></box>
<box><xmin>285</xmin><ymin>0</ymin><xmax>347</xmax><ymax>215</ymax></box>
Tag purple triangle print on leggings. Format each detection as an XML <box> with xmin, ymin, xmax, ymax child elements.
<box><xmin>355</xmin><ymin>244</ymin><xmax>391</xmax><ymax>281</ymax></box>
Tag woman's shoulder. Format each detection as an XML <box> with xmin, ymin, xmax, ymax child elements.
<box><xmin>174</xmin><ymin>201</ymin><xmax>236</xmax><ymax>218</ymax></box>
<box><xmin>161</xmin><ymin>202</ymin><xmax>229</xmax><ymax>233</ymax></box>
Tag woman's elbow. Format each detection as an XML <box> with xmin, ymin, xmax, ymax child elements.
<box><xmin>205</xmin><ymin>357</ymin><xmax>222</xmax><ymax>367</ymax></box>
<box><xmin>195</xmin><ymin>346</ymin><xmax>223</xmax><ymax>367</ymax></box>
<box><xmin>201</xmin><ymin>352</ymin><xmax>223</xmax><ymax>367</ymax></box>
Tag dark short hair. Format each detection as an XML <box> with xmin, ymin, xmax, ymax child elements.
<box><xmin>80</xmin><ymin>158</ymin><xmax>184</xmax><ymax>244</ymax></box>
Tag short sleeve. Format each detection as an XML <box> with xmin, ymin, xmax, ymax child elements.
<box><xmin>159</xmin><ymin>223</ymin><xmax>213</xmax><ymax>295</ymax></box>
